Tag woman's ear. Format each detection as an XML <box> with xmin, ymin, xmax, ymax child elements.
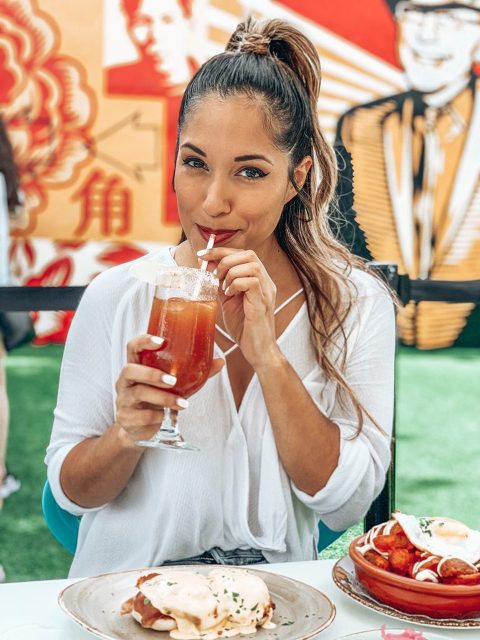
<box><xmin>284</xmin><ymin>156</ymin><xmax>313</xmax><ymax>203</ymax></box>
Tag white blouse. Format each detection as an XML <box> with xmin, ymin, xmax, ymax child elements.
<box><xmin>45</xmin><ymin>247</ymin><xmax>395</xmax><ymax>578</ymax></box>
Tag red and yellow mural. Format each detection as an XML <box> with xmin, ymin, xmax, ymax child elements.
<box><xmin>2</xmin><ymin>0</ymin><xmax>479</xmax><ymax>347</ymax></box>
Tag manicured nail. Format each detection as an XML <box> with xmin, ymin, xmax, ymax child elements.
<box><xmin>197</xmin><ymin>249</ymin><xmax>208</xmax><ymax>256</ymax></box>
<box><xmin>222</xmin><ymin>279</ymin><xmax>227</xmax><ymax>291</ymax></box>
<box><xmin>213</xmin><ymin>268</ymin><xmax>218</xmax><ymax>276</ymax></box>
<box><xmin>224</xmin><ymin>286</ymin><xmax>231</xmax><ymax>296</ymax></box>
<box><xmin>177</xmin><ymin>398</ymin><xmax>189</xmax><ymax>408</ymax></box>
<box><xmin>150</xmin><ymin>336</ymin><xmax>165</xmax><ymax>346</ymax></box>
<box><xmin>161</xmin><ymin>374</ymin><xmax>177</xmax><ymax>386</ymax></box>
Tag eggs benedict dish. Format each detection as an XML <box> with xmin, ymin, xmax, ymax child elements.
<box><xmin>122</xmin><ymin>568</ymin><xmax>276</xmax><ymax>639</ymax></box>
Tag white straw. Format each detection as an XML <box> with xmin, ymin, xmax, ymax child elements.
<box><xmin>200</xmin><ymin>233</ymin><xmax>216</xmax><ymax>272</ymax></box>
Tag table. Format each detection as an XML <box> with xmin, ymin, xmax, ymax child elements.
<box><xmin>0</xmin><ymin>560</ymin><xmax>477</xmax><ymax>639</ymax></box>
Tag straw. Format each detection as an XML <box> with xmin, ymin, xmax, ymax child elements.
<box><xmin>193</xmin><ymin>233</ymin><xmax>216</xmax><ymax>299</ymax></box>
<box><xmin>200</xmin><ymin>233</ymin><xmax>216</xmax><ymax>272</ymax></box>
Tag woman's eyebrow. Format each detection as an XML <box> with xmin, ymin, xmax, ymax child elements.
<box><xmin>181</xmin><ymin>142</ymin><xmax>206</xmax><ymax>157</ymax></box>
<box><xmin>235</xmin><ymin>154</ymin><xmax>273</xmax><ymax>165</ymax></box>
<box><xmin>180</xmin><ymin>144</ymin><xmax>273</xmax><ymax>166</ymax></box>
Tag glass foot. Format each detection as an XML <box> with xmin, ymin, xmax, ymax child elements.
<box><xmin>135</xmin><ymin>434</ymin><xmax>199</xmax><ymax>452</ymax></box>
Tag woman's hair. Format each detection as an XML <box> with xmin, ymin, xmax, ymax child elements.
<box><xmin>0</xmin><ymin>117</ymin><xmax>21</xmax><ymax>214</ymax></box>
<box><xmin>176</xmin><ymin>17</ymin><xmax>387</xmax><ymax>435</ymax></box>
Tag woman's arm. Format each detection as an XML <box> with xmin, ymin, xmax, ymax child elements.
<box><xmin>59</xmin><ymin>334</ymin><xmax>225</xmax><ymax>508</ymax></box>
<box><xmin>60</xmin><ymin>422</ymin><xmax>145</xmax><ymax>508</ymax></box>
<box><xmin>255</xmin><ymin>350</ymin><xmax>340</xmax><ymax>495</ymax></box>
<box><xmin>59</xmin><ymin>334</ymin><xmax>186</xmax><ymax>508</ymax></box>
<box><xmin>256</xmin><ymin>286</ymin><xmax>394</xmax><ymax>499</ymax></box>
<box><xmin>198</xmin><ymin>247</ymin><xmax>394</xmax><ymax>502</ymax></box>
<box><xmin>198</xmin><ymin>246</ymin><xmax>341</xmax><ymax>493</ymax></box>
<box><xmin>46</xmin><ymin>266</ymin><xmax>223</xmax><ymax>512</ymax></box>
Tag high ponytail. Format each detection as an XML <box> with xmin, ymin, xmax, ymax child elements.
<box><xmin>176</xmin><ymin>17</ymin><xmax>382</xmax><ymax>437</ymax></box>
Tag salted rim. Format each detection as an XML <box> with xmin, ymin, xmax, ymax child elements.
<box><xmin>129</xmin><ymin>261</ymin><xmax>218</xmax><ymax>287</ymax></box>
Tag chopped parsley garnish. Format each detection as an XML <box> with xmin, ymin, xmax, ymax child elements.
<box><xmin>419</xmin><ymin>518</ymin><xmax>434</xmax><ymax>537</ymax></box>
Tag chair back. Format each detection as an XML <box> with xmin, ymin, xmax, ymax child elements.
<box><xmin>41</xmin><ymin>480</ymin><xmax>79</xmax><ymax>554</ymax></box>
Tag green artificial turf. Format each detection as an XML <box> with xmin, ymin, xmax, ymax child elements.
<box><xmin>395</xmin><ymin>346</ymin><xmax>480</xmax><ymax>528</ymax></box>
<box><xmin>0</xmin><ymin>344</ymin><xmax>479</xmax><ymax>581</ymax></box>
<box><xmin>1</xmin><ymin>345</ymin><xmax>71</xmax><ymax>581</ymax></box>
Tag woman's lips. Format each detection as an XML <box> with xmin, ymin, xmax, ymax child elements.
<box><xmin>197</xmin><ymin>225</ymin><xmax>238</xmax><ymax>244</ymax></box>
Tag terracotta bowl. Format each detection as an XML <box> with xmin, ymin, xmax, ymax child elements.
<box><xmin>349</xmin><ymin>535</ymin><xmax>480</xmax><ymax>619</ymax></box>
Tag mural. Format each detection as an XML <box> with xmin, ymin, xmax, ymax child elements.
<box><xmin>1</xmin><ymin>0</ymin><xmax>478</xmax><ymax>347</ymax></box>
<box><xmin>104</xmin><ymin>0</ymin><xmax>203</xmax><ymax>223</ymax></box>
<box><xmin>336</xmin><ymin>0</ymin><xmax>480</xmax><ymax>349</ymax></box>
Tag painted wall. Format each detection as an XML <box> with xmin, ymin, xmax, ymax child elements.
<box><xmin>2</xmin><ymin>0</ymin><xmax>479</xmax><ymax>347</ymax></box>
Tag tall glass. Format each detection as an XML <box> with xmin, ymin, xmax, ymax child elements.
<box><xmin>137</xmin><ymin>266</ymin><xmax>218</xmax><ymax>451</ymax></box>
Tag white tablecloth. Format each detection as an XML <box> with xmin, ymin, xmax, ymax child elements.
<box><xmin>0</xmin><ymin>560</ymin><xmax>477</xmax><ymax>639</ymax></box>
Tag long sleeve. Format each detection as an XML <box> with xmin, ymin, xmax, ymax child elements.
<box><xmin>291</xmin><ymin>279</ymin><xmax>395</xmax><ymax>530</ymax></box>
<box><xmin>44</xmin><ymin>265</ymin><xmax>130</xmax><ymax>516</ymax></box>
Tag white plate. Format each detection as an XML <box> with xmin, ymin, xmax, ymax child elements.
<box><xmin>332</xmin><ymin>556</ymin><xmax>480</xmax><ymax>630</ymax></box>
<box><xmin>333</xmin><ymin>630</ymin><xmax>454</xmax><ymax>639</ymax></box>
<box><xmin>58</xmin><ymin>564</ymin><xmax>336</xmax><ymax>640</ymax></box>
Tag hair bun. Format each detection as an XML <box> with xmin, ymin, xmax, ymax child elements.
<box><xmin>239</xmin><ymin>32</ymin><xmax>270</xmax><ymax>55</ymax></box>
<box><xmin>226</xmin><ymin>18</ymin><xmax>271</xmax><ymax>56</ymax></box>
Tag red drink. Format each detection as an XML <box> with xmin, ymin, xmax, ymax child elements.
<box><xmin>140</xmin><ymin>296</ymin><xmax>217</xmax><ymax>397</ymax></box>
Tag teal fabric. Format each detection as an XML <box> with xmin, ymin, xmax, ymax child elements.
<box><xmin>317</xmin><ymin>521</ymin><xmax>345</xmax><ymax>552</ymax></box>
<box><xmin>41</xmin><ymin>480</ymin><xmax>79</xmax><ymax>555</ymax></box>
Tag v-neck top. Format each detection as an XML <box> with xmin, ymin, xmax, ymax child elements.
<box><xmin>217</xmin><ymin>300</ymin><xmax>307</xmax><ymax>414</ymax></box>
<box><xmin>46</xmin><ymin>247</ymin><xmax>395</xmax><ymax>578</ymax></box>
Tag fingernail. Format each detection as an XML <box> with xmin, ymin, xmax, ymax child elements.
<box><xmin>197</xmin><ymin>249</ymin><xmax>208</xmax><ymax>256</ymax></box>
<box><xmin>213</xmin><ymin>268</ymin><xmax>218</xmax><ymax>276</ymax></box>
<box><xmin>161</xmin><ymin>374</ymin><xmax>177</xmax><ymax>385</ymax></box>
<box><xmin>177</xmin><ymin>398</ymin><xmax>189</xmax><ymax>408</ymax></box>
<box><xmin>224</xmin><ymin>286</ymin><xmax>231</xmax><ymax>296</ymax></box>
<box><xmin>150</xmin><ymin>336</ymin><xmax>165</xmax><ymax>346</ymax></box>
<box><xmin>222</xmin><ymin>279</ymin><xmax>227</xmax><ymax>291</ymax></box>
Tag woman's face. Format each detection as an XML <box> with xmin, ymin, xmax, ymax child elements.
<box><xmin>174</xmin><ymin>94</ymin><xmax>310</xmax><ymax>258</ymax></box>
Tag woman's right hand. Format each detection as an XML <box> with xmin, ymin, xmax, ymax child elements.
<box><xmin>114</xmin><ymin>335</ymin><xmax>224</xmax><ymax>445</ymax></box>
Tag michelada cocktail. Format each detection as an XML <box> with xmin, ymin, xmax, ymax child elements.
<box><xmin>137</xmin><ymin>265</ymin><xmax>218</xmax><ymax>451</ymax></box>
<box><xmin>141</xmin><ymin>296</ymin><xmax>217</xmax><ymax>397</ymax></box>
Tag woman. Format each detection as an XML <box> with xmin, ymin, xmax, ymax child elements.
<box><xmin>46</xmin><ymin>17</ymin><xmax>395</xmax><ymax>578</ymax></box>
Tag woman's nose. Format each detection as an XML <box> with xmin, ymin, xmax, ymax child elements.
<box><xmin>202</xmin><ymin>176</ymin><xmax>232</xmax><ymax>217</ymax></box>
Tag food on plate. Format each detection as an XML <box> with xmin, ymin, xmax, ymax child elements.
<box><xmin>380</xmin><ymin>625</ymin><xmax>427</xmax><ymax>639</ymax></box>
<box><xmin>122</xmin><ymin>568</ymin><xmax>276</xmax><ymax>639</ymax></box>
<box><xmin>357</xmin><ymin>512</ymin><xmax>480</xmax><ymax>585</ymax></box>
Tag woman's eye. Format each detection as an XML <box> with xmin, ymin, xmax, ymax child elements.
<box><xmin>238</xmin><ymin>167</ymin><xmax>267</xmax><ymax>180</ymax></box>
<box><xmin>183</xmin><ymin>157</ymin><xmax>206</xmax><ymax>170</ymax></box>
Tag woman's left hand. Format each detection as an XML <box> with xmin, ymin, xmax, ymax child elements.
<box><xmin>199</xmin><ymin>248</ymin><xmax>279</xmax><ymax>369</ymax></box>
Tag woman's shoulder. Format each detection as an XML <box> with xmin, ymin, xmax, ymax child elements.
<box><xmin>347</xmin><ymin>266</ymin><xmax>391</xmax><ymax>300</ymax></box>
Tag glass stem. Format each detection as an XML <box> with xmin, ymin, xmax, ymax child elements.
<box><xmin>156</xmin><ymin>407</ymin><xmax>179</xmax><ymax>441</ymax></box>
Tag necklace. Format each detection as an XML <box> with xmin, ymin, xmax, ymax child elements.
<box><xmin>215</xmin><ymin>288</ymin><xmax>304</xmax><ymax>356</ymax></box>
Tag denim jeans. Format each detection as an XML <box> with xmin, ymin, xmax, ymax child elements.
<box><xmin>163</xmin><ymin>547</ymin><xmax>267</xmax><ymax>566</ymax></box>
